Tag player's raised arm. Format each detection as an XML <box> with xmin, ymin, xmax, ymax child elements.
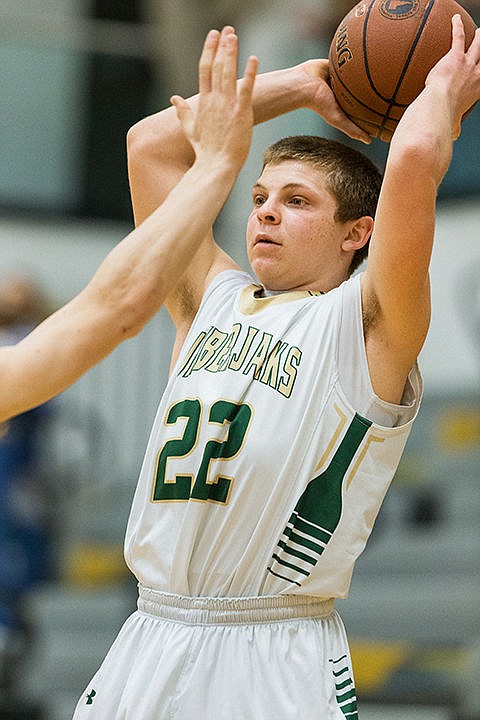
<box><xmin>361</xmin><ymin>15</ymin><xmax>480</xmax><ymax>405</ymax></box>
<box><xmin>127</xmin><ymin>35</ymin><xmax>370</xmax><ymax>228</ymax></box>
<box><xmin>0</xmin><ymin>29</ymin><xmax>258</xmax><ymax>424</ymax></box>
<box><xmin>127</xmin><ymin>30</ymin><xmax>371</xmax><ymax>329</ymax></box>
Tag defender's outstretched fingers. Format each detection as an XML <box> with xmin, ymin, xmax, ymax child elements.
<box><xmin>238</xmin><ymin>55</ymin><xmax>259</xmax><ymax>103</ymax></box>
<box><xmin>170</xmin><ymin>94</ymin><xmax>194</xmax><ymax>136</ymax></box>
<box><xmin>211</xmin><ymin>26</ymin><xmax>236</xmax><ymax>93</ymax></box>
<box><xmin>222</xmin><ymin>32</ymin><xmax>240</xmax><ymax>96</ymax></box>
<box><xmin>198</xmin><ymin>29</ymin><xmax>220</xmax><ymax>95</ymax></box>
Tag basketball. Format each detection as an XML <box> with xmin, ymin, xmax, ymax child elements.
<box><xmin>329</xmin><ymin>0</ymin><xmax>478</xmax><ymax>141</ymax></box>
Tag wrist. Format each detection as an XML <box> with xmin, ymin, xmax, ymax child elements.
<box><xmin>188</xmin><ymin>155</ymin><xmax>239</xmax><ymax>192</ymax></box>
<box><xmin>298</xmin><ymin>59</ymin><xmax>330</xmax><ymax>108</ymax></box>
<box><xmin>420</xmin><ymin>84</ymin><xmax>459</xmax><ymax>136</ymax></box>
<box><xmin>252</xmin><ymin>64</ymin><xmax>317</xmax><ymax>123</ymax></box>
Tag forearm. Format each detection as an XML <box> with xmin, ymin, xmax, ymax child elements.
<box><xmin>363</xmin><ymin>76</ymin><xmax>462</xmax><ymax>378</ymax></box>
<box><xmin>388</xmin><ymin>84</ymin><xmax>455</xmax><ymax>188</ymax></box>
<box><xmin>0</xmin><ymin>158</ymin><xmax>238</xmax><ymax>423</ymax></box>
<box><xmin>129</xmin><ymin>62</ymin><xmax>312</xmax><ymax>161</ymax></box>
<box><xmin>368</xmin><ymin>82</ymin><xmax>453</xmax><ymax>300</ymax></box>
<box><xmin>92</xmin><ymin>158</ymin><xmax>238</xmax><ymax>324</ymax></box>
<box><xmin>127</xmin><ymin>63</ymin><xmax>311</xmax><ymax>219</ymax></box>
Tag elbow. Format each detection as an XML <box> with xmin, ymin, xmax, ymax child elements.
<box><xmin>127</xmin><ymin>120</ymin><xmax>156</xmax><ymax>166</ymax></box>
<box><xmin>127</xmin><ymin>107</ymin><xmax>195</xmax><ymax>173</ymax></box>
<box><xmin>127</xmin><ymin>117</ymin><xmax>147</xmax><ymax>149</ymax></box>
<box><xmin>127</xmin><ymin>108</ymin><xmax>179</xmax><ymax>163</ymax></box>
<box><xmin>114</xmin><ymin>289</ymin><xmax>163</xmax><ymax>340</ymax></box>
<box><xmin>110</xmin><ymin>310</ymin><xmax>147</xmax><ymax>345</ymax></box>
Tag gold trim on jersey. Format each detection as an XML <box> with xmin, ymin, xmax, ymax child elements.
<box><xmin>346</xmin><ymin>434</ymin><xmax>385</xmax><ymax>490</ymax></box>
<box><xmin>238</xmin><ymin>285</ymin><xmax>324</xmax><ymax>316</ymax></box>
<box><xmin>314</xmin><ymin>404</ymin><xmax>348</xmax><ymax>473</ymax></box>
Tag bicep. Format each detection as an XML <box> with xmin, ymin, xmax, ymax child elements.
<box><xmin>164</xmin><ymin>237</ymin><xmax>239</xmax><ymax>331</ymax></box>
<box><xmin>0</xmin><ymin>341</ymin><xmax>75</xmax><ymax>423</ymax></box>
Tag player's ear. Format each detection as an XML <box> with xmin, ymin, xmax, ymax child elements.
<box><xmin>341</xmin><ymin>216</ymin><xmax>374</xmax><ymax>252</ymax></box>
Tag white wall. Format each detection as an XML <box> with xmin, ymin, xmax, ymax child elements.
<box><xmin>423</xmin><ymin>200</ymin><xmax>480</xmax><ymax>393</ymax></box>
<box><xmin>0</xmin><ymin>0</ymin><xmax>87</xmax><ymax>212</ymax></box>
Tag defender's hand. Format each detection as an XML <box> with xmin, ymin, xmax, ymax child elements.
<box><xmin>171</xmin><ymin>27</ymin><xmax>259</xmax><ymax>172</ymax></box>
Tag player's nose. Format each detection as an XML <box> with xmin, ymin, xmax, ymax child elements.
<box><xmin>256</xmin><ymin>199</ymin><xmax>280</xmax><ymax>224</ymax></box>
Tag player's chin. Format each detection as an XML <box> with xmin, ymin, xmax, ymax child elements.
<box><xmin>249</xmin><ymin>257</ymin><xmax>280</xmax><ymax>289</ymax></box>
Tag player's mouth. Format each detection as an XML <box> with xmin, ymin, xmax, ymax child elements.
<box><xmin>254</xmin><ymin>234</ymin><xmax>281</xmax><ymax>246</ymax></box>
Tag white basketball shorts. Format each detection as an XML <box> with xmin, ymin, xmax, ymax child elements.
<box><xmin>72</xmin><ymin>585</ymin><xmax>358</xmax><ymax>719</ymax></box>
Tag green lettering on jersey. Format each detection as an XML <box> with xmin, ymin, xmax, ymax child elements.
<box><xmin>243</xmin><ymin>332</ymin><xmax>273</xmax><ymax>379</ymax></box>
<box><xmin>192</xmin><ymin>400</ymin><xmax>252</xmax><ymax>502</ymax></box>
<box><xmin>152</xmin><ymin>398</ymin><xmax>252</xmax><ymax>504</ymax></box>
<box><xmin>277</xmin><ymin>346</ymin><xmax>302</xmax><ymax>398</ymax></box>
<box><xmin>152</xmin><ymin>398</ymin><xmax>201</xmax><ymax>501</ymax></box>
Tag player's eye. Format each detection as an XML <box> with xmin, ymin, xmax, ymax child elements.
<box><xmin>289</xmin><ymin>197</ymin><xmax>305</xmax><ymax>206</ymax></box>
<box><xmin>253</xmin><ymin>195</ymin><xmax>266</xmax><ymax>206</ymax></box>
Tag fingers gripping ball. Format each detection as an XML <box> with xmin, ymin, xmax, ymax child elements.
<box><xmin>329</xmin><ymin>0</ymin><xmax>477</xmax><ymax>141</ymax></box>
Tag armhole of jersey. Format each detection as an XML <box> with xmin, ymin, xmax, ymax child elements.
<box><xmin>336</xmin><ymin>274</ymin><xmax>423</xmax><ymax>428</ymax></box>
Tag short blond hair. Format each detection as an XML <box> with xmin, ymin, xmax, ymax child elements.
<box><xmin>262</xmin><ymin>136</ymin><xmax>382</xmax><ymax>275</ymax></box>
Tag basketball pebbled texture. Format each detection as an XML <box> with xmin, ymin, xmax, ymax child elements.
<box><xmin>329</xmin><ymin>0</ymin><xmax>477</xmax><ymax>141</ymax></box>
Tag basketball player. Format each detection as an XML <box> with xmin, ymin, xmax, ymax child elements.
<box><xmin>73</xmin><ymin>16</ymin><xmax>480</xmax><ymax>719</ymax></box>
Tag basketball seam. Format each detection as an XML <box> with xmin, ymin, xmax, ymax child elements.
<box><xmin>328</xmin><ymin>53</ymin><xmax>401</xmax><ymax>137</ymax></box>
<box><xmin>363</xmin><ymin>0</ymin><xmax>392</xmax><ymax>104</ymax></box>
<box><xmin>379</xmin><ymin>0</ymin><xmax>436</xmax><ymax>135</ymax></box>
<box><xmin>329</xmin><ymin>61</ymin><xmax>387</xmax><ymax>119</ymax></box>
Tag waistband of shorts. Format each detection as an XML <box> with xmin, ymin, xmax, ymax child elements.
<box><xmin>137</xmin><ymin>585</ymin><xmax>335</xmax><ymax>625</ymax></box>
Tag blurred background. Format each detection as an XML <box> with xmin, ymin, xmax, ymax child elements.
<box><xmin>0</xmin><ymin>1</ymin><xmax>478</xmax><ymax>719</ymax></box>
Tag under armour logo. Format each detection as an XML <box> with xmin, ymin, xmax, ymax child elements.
<box><xmin>86</xmin><ymin>689</ymin><xmax>96</xmax><ymax>705</ymax></box>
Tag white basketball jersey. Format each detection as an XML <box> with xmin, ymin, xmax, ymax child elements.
<box><xmin>125</xmin><ymin>270</ymin><xmax>422</xmax><ymax>598</ymax></box>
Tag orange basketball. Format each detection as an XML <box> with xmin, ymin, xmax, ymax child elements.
<box><xmin>329</xmin><ymin>0</ymin><xmax>477</xmax><ymax>141</ymax></box>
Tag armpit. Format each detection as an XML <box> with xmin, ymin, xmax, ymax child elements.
<box><xmin>362</xmin><ymin>289</ymin><xmax>381</xmax><ymax>339</ymax></box>
<box><xmin>173</xmin><ymin>277</ymin><xmax>198</xmax><ymax>322</ymax></box>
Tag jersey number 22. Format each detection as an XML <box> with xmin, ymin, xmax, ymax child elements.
<box><xmin>152</xmin><ymin>398</ymin><xmax>252</xmax><ymax>504</ymax></box>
